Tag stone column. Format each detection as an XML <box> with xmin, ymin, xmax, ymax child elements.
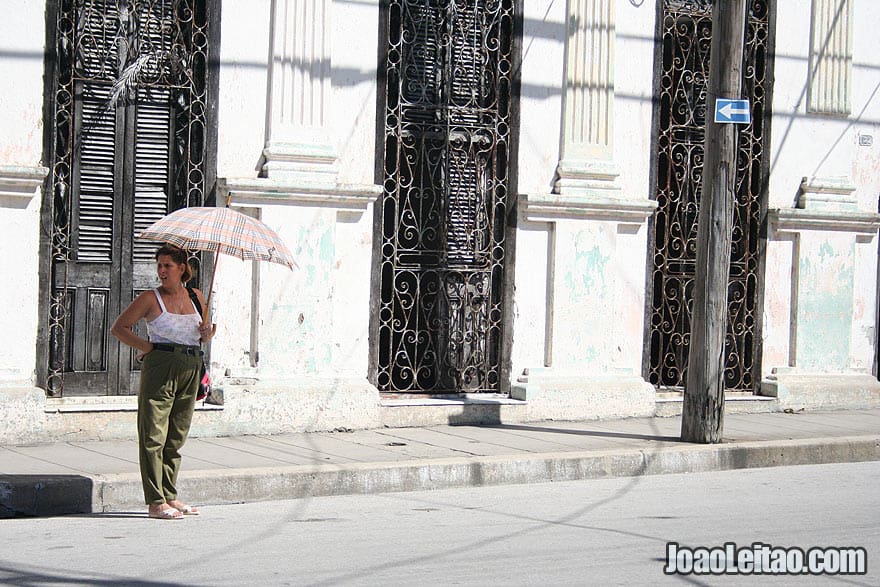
<box><xmin>554</xmin><ymin>0</ymin><xmax>619</xmax><ymax>196</ymax></box>
<box><xmin>262</xmin><ymin>0</ymin><xmax>338</xmax><ymax>184</ymax></box>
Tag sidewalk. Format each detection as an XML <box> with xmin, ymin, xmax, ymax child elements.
<box><xmin>1</xmin><ymin>409</ymin><xmax>878</xmax><ymax>517</ymax></box>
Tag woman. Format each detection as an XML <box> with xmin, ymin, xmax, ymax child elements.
<box><xmin>111</xmin><ymin>244</ymin><xmax>215</xmax><ymax>520</ymax></box>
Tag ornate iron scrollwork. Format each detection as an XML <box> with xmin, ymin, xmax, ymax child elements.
<box><xmin>378</xmin><ymin>0</ymin><xmax>514</xmax><ymax>393</ymax></box>
<box><xmin>649</xmin><ymin>0</ymin><xmax>769</xmax><ymax>393</ymax></box>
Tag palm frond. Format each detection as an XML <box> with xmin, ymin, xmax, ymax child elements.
<box><xmin>109</xmin><ymin>51</ymin><xmax>170</xmax><ymax>108</ymax></box>
<box><xmin>75</xmin><ymin>49</ymin><xmax>172</xmax><ymax>157</ymax></box>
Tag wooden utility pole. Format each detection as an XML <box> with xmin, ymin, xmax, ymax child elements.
<box><xmin>681</xmin><ymin>0</ymin><xmax>748</xmax><ymax>443</ymax></box>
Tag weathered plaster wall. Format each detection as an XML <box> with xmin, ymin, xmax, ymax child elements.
<box><xmin>0</xmin><ymin>1</ymin><xmax>45</xmax><ymax>167</ymax></box>
<box><xmin>795</xmin><ymin>234</ymin><xmax>855</xmax><ymax>371</ymax></box>
<box><xmin>215</xmin><ymin>0</ymin><xmax>272</xmax><ymax>179</ymax></box>
<box><xmin>848</xmin><ymin>0</ymin><xmax>880</xmax><ymax>211</ymax></box>
<box><xmin>0</xmin><ymin>1</ymin><xmax>46</xmax><ymax>385</ymax></box>
<box><xmin>769</xmin><ymin>1</ymin><xmax>879</xmax><ymax>211</ymax></box>
<box><xmin>762</xmin><ymin>232</ymin><xmax>796</xmax><ymax>370</ymax></box>
<box><xmin>769</xmin><ymin>2</ymin><xmax>851</xmax><ymax>207</ymax></box>
<box><xmin>508</xmin><ymin>1</ymin><xmax>656</xmax><ymax>419</ymax></box>
<box><xmin>614</xmin><ymin>0</ymin><xmax>657</xmax><ymax>201</ymax></box>
<box><xmin>849</xmin><ymin>0</ymin><xmax>880</xmax><ymax>372</ymax></box>
<box><xmin>763</xmin><ymin>1</ymin><xmax>880</xmax><ymax>382</ymax></box>
<box><xmin>516</xmin><ymin>0</ymin><xmax>565</xmax><ymax>194</ymax></box>
<box><xmin>5</xmin><ymin>1</ymin><xmax>880</xmax><ymax>446</ymax></box>
<box><xmin>210</xmin><ymin>204</ymin><xmax>373</xmax><ymax>379</ymax></box>
<box><xmin>211</xmin><ymin>0</ymin><xmax>379</xmax><ymax>380</ymax></box>
<box><xmin>331</xmin><ymin>0</ymin><xmax>381</xmax><ymax>186</ymax></box>
<box><xmin>512</xmin><ymin>0</ymin><xmax>655</xmax><ymax>375</ymax></box>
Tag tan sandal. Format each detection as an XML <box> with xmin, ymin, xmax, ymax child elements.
<box><xmin>148</xmin><ymin>506</ymin><xmax>183</xmax><ymax>520</ymax></box>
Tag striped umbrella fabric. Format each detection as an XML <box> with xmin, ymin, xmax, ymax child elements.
<box><xmin>138</xmin><ymin>207</ymin><xmax>298</xmax><ymax>270</ymax></box>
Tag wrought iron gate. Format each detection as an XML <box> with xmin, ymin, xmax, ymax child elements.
<box><xmin>376</xmin><ymin>0</ymin><xmax>515</xmax><ymax>393</ymax></box>
<box><xmin>648</xmin><ymin>0</ymin><xmax>771</xmax><ymax>392</ymax></box>
<box><xmin>42</xmin><ymin>0</ymin><xmax>213</xmax><ymax>396</ymax></box>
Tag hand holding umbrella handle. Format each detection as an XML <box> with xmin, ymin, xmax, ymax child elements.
<box><xmin>199</xmin><ymin>319</ymin><xmax>216</xmax><ymax>342</ymax></box>
<box><xmin>199</xmin><ymin>303</ymin><xmax>215</xmax><ymax>341</ymax></box>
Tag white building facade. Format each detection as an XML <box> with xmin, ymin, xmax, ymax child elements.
<box><xmin>1</xmin><ymin>0</ymin><xmax>878</xmax><ymax>444</ymax></box>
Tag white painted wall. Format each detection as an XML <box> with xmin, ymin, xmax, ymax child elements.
<box><xmin>0</xmin><ymin>1</ymin><xmax>45</xmax><ymax>167</ymax></box>
<box><xmin>0</xmin><ymin>1</ymin><xmax>47</xmax><ymax>385</ymax></box>
<box><xmin>511</xmin><ymin>0</ymin><xmax>656</xmax><ymax>383</ymax></box>
<box><xmin>763</xmin><ymin>0</ymin><xmax>880</xmax><ymax>379</ymax></box>
<box><xmin>769</xmin><ymin>0</ymin><xmax>880</xmax><ymax>210</ymax></box>
<box><xmin>614</xmin><ymin>0</ymin><xmax>657</xmax><ymax>201</ymax></box>
<box><xmin>3</xmin><ymin>0</ymin><xmax>880</xmax><ymax>444</ymax></box>
<box><xmin>211</xmin><ymin>0</ymin><xmax>380</xmax><ymax>384</ymax></box>
<box><xmin>216</xmin><ymin>0</ymin><xmax>272</xmax><ymax>179</ymax></box>
<box><xmin>516</xmin><ymin>0</ymin><xmax>565</xmax><ymax>194</ymax></box>
<box><xmin>850</xmin><ymin>0</ymin><xmax>880</xmax><ymax>210</ymax></box>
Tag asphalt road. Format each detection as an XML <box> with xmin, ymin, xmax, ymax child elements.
<box><xmin>0</xmin><ymin>461</ymin><xmax>877</xmax><ymax>586</ymax></box>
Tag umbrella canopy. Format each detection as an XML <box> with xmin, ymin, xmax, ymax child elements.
<box><xmin>138</xmin><ymin>207</ymin><xmax>298</xmax><ymax>270</ymax></box>
<box><xmin>138</xmin><ymin>206</ymin><xmax>297</xmax><ymax>322</ymax></box>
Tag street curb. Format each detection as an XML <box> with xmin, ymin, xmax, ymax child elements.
<box><xmin>3</xmin><ymin>435</ymin><xmax>878</xmax><ymax>516</ymax></box>
<box><xmin>97</xmin><ymin>434</ymin><xmax>880</xmax><ymax>512</ymax></box>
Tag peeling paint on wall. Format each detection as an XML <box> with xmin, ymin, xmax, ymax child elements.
<box><xmin>795</xmin><ymin>236</ymin><xmax>855</xmax><ymax>370</ymax></box>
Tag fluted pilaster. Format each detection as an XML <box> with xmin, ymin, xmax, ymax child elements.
<box><xmin>555</xmin><ymin>0</ymin><xmax>619</xmax><ymax>196</ymax></box>
<box><xmin>262</xmin><ymin>0</ymin><xmax>338</xmax><ymax>183</ymax></box>
<box><xmin>808</xmin><ymin>0</ymin><xmax>852</xmax><ymax>116</ymax></box>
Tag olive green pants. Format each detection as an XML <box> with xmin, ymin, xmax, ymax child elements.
<box><xmin>137</xmin><ymin>349</ymin><xmax>201</xmax><ymax>505</ymax></box>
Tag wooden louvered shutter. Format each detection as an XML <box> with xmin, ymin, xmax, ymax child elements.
<box><xmin>133</xmin><ymin>89</ymin><xmax>173</xmax><ymax>263</ymax></box>
<box><xmin>75</xmin><ymin>84</ymin><xmax>118</xmax><ymax>262</ymax></box>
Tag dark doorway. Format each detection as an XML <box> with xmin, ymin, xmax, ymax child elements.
<box><xmin>647</xmin><ymin>0</ymin><xmax>774</xmax><ymax>393</ymax></box>
<box><xmin>375</xmin><ymin>1</ymin><xmax>518</xmax><ymax>393</ymax></box>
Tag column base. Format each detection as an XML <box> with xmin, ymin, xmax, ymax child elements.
<box><xmin>760</xmin><ymin>370</ymin><xmax>880</xmax><ymax>411</ymax></box>
<box><xmin>259</xmin><ymin>141</ymin><xmax>339</xmax><ymax>186</ymax></box>
<box><xmin>510</xmin><ymin>369</ymin><xmax>655</xmax><ymax>420</ymax></box>
<box><xmin>554</xmin><ymin>159</ymin><xmax>621</xmax><ymax>197</ymax></box>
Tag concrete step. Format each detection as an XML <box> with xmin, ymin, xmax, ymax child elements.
<box><xmin>654</xmin><ymin>392</ymin><xmax>779</xmax><ymax>417</ymax></box>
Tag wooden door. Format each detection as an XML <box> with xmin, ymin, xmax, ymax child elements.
<box><xmin>42</xmin><ymin>0</ymin><xmax>213</xmax><ymax>396</ymax></box>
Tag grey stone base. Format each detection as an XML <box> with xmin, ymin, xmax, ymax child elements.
<box><xmin>379</xmin><ymin>395</ymin><xmax>528</xmax><ymax>428</ymax></box>
<box><xmin>760</xmin><ymin>371</ymin><xmax>880</xmax><ymax>411</ymax></box>
<box><xmin>510</xmin><ymin>371</ymin><xmax>655</xmax><ymax>420</ymax></box>
<box><xmin>654</xmin><ymin>392</ymin><xmax>779</xmax><ymax>418</ymax></box>
<box><xmin>0</xmin><ymin>378</ymin><xmax>381</xmax><ymax>444</ymax></box>
<box><xmin>194</xmin><ymin>377</ymin><xmax>380</xmax><ymax>437</ymax></box>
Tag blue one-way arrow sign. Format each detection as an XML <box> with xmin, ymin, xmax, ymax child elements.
<box><xmin>714</xmin><ymin>98</ymin><xmax>751</xmax><ymax>124</ymax></box>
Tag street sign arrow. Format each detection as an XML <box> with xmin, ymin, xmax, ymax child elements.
<box><xmin>714</xmin><ymin>98</ymin><xmax>751</xmax><ymax>124</ymax></box>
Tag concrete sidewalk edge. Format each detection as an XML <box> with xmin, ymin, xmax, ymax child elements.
<box><xmin>4</xmin><ymin>434</ymin><xmax>877</xmax><ymax>517</ymax></box>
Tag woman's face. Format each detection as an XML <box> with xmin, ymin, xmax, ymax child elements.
<box><xmin>156</xmin><ymin>254</ymin><xmax>187</xmax><ymax>287</ymax></box>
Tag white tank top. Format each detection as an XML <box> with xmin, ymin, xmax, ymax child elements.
<box><xmin>146</xmin><ymin>288</ymin><xmax>202</xmax><ymax>346</ymax></box>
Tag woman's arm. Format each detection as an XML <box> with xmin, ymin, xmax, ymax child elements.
<box><xmin>111</xmin><ymin>291</ymin><xmax>157</xmax><ymax>356</ymax></box>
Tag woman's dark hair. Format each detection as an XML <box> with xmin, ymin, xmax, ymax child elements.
<box><xmin>155</xmin><ymin>244</ymin><xmax>193</xmax><ymax>283</ymax></box>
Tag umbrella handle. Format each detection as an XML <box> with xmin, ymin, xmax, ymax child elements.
<box><xmin>201</xmin><ymin>250</ymin><xmax>218</xmax><ymax>326</ymax></box>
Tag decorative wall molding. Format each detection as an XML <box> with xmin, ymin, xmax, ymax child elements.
<box><xmin>796</xmin><ymin>175</ymin><xmax>857</xmax><ymax>211</ymax></box>
<box><xmin>768</xmin><ymin>207</ymin><xmax>880</xmax><ymax>234</ymax></box>
<box><xmin>218</xmin><ymin>177</ymin><xmax>381</xmax><ymax>210</ymax></box>
<box><xmin>554</xmin><ymin>158</ymin><xmax>621</xmax><ymax>197</ymax></box>
<box><xmin>0</xmin><ymin>165</ymin><xmax>48</xmax><ymax>208</ymax></box>
<box><xmin>520</xmin><ymin>192</ymin><xmax>656</xmax><ymax>223</ymax></box>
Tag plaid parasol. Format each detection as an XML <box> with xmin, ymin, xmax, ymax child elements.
<box><xmin>138</xmin><ymin>207</ymin><xmax>298</xmax><ymax>270</ymax></box>
<box><xmin>138</xmin><ymin>207</ymin><xmax>297</xmax><ymax>321</ymax></box>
